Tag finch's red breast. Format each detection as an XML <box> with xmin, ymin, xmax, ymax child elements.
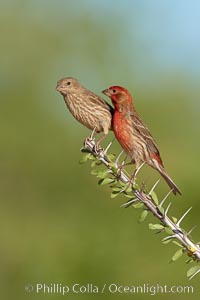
<box><xmin>113</xmin><ymin>110</ymin><xmax>133</xmax><ymax>154</ymax></box>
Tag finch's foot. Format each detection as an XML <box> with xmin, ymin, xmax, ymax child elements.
<box><xmin>93</xmin><ymin>143</ymin><xmax>103</xmax><ymax>154</ymax></box>
<box><xmin>84</xmin><ymin>127</ymin><xmax>97</xmax><ymax>148</ymax></box>
<box><xmin>84</xmin><ymin>136</ymin><xmax>93</xmax><ymax>148</ymax></box>
<box><xmin>84</xmin><ymin>128</ymin><xmax>97</xmax><ymax>147</ymax></box>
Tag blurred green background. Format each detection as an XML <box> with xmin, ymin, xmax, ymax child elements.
<box><xmin>1</xmin><ymin>0</ymin><xmax>200</xmax><ymax>299</ymax></box>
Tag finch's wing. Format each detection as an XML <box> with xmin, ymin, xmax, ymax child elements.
<box><xmin>82</xmin><ymin>87</ymin><xmax>113</xmax><ymax>114</ymax></box>
<box><xmin>89</xmin><ymin>92</ymin><xmax>114</xmax><ymax>115</ymax></box>
<box><xmin>130</xmin><ymin>111</ymin><xmax>161</xmax><ymax>156</ymax></box>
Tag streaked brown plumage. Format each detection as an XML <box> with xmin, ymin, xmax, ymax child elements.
<box><xmin>102</xmin><ymin>85</ymin><xmax>181</xmax><ymax>195</ymax></box>
<box><xmin>56</xmin><ymin>77</ymin><xmax>113</xmax><ymax>140</ymax></box>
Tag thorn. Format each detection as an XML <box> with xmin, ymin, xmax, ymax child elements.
<box><xmin>121</xmin><ymin>198</ymin><xmax>137</xmax><ymax>208</ymax></box>
<box><xmin>133</xmin><ymin>162</ymin><xmax>145</xmax><ymax>178</ymax></box>
<box><xmin>123</xmin><ymin>155</ymin><xmax>128</xmax><ymax>162</ymax></box>
<box><xmin>115</xmin><ymin>150</ymin><xmax>124</xmax><ymax>166</ymax></box>
<box><xmin>140</xmin><ymin>181</ymin><xmax>146</xmax><ymax>193</ymax></box>
<box><xmin>121</xmin><ymin>155</ymin><xmax>128</xmax><ymax>168</ymax></box>
<box><xmin>127</xmin><ymin>162</ymin><xmax>146</xmax><ymax>191</ymax></box>
<box><xmin>83</xmin><ymin>137</ymin><xmax>90</xmax><ymax>148</ymax></box>
<box><xmin>140</xmin><ymin>176</ymin><xmax>151</xmax><ymax>193</ymax></box>
<box><xmin>160</xmin><ymin>190</ymin><xmax>173</xmax><ymax>207</ymax></box>
<box><xmin>185</xmin><ymin>226</ymin><xmax>197</xmax><ymax>237</ymax></box>
<box><xmin>90</xmin><ymin>127</ymin><xmax>97</xmax><ymax>140</ymax></box>
<box><xmin>176</xmin><ymin>207</ymin><xmax>193</xmax><ymax>227</ymax></box>
<box><xmin>165</xmin><ymin>202</ymin><xmax>172</xmax><ymax>216</ymax></box>
<box><xmin>104</xmin><ymin>138</ymin><xmax>115</xmax><ymax>154</ymax></box>
<box><xmin>162</xmin><ymin>234</ymin><xmax>177</xmax><ymax>241</ymax></box>
<box><xmin>189</xmin><ymin>268</ymin><xmax>200</xmax><ymax>281</ymax></box>
<box><xmin>148</xmin><ymin>179</ymin><xmax>160</xmax><ymax>195</ymax></box>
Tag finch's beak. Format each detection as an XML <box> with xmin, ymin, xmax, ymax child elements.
<box><xmin>56</xmin><ymin>82</ymin><xmax>67</xmax><ymax>96</ymax></box>
<box><xmin>56</xmin><ymin>84</ymin><xmax>66</xmax><ymax>96</ymax></box>
<box><xmin>56</xmin><ymin>84</ymin><xmax>60</xmax><ymax>91</ymax></box>
<box><xmin>102</xmin><ymin>88</ymin><xmax>111</xmax><ymax>97</ymax></box>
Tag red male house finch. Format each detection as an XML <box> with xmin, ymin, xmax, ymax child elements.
<box><xmin>56</xmin><ymin>77</ymin><xmax>113</xmax><ymax>144</ymax></box>
<box><xmin>102</xmin><ymin>86</ymin><xmax>181</xmax><ymax>195</ymax></box>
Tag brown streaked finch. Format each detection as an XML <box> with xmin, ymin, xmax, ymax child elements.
<box><xmin>102</xmin><ymin>85</ymin><xmax>181</xmax><ymax>195</ymax></box>
<box><xmin>56</xmin><ymin>77</ymin><xmax>113</xmax><ymax>146</ymax></box>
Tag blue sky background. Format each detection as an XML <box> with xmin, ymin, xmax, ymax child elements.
<box><xmin>2</xmin><ymin>0</ymin><xmax>200</xmax><ymax>95</ymax></box>
<box><xmin>16</xmin><ymin>0</ymin><xmax>200</xmax><ymax>75</ymax></box>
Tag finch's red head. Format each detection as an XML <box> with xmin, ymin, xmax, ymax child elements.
<box><xmin>102</xmin><ymin>86</ymin><xmax>133</xmax><ymax>109</ymax></box>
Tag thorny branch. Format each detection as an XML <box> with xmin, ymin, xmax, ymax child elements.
<box><xmin>83</xmin><ymin>137</ymin><xmax>200</xmax><ymax>280</ymax></box>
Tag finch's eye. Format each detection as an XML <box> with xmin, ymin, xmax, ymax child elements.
<box><xmin>112</xmin><ymin>89</ymin><xmax>116</xmax><ymax>93</ymax></box>
<box><xmin>67</xmin><ymin>81</ymin><xmax>71</xmax><ymax>86</ymax></box>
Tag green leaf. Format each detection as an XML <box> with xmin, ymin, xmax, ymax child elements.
<box><xmin>171</xmin><ymin>248</ymin><xmax>184</xmax><ymax>262</ymax></box>
<box><xmin>125</xmin><ymin>186</ymin><xmax>133</xmax><ymax>193</ymax></box>
<box><xmin>80</xmin><ymin>148</ymin><xmax>91</xmax><ymax>153</ymax></box>
<box><xmin>108</xmin><ymin>162</ymin><xmax>118</xmax><ymax>174</ymax></box>
<box><xmin>110</xmin><ymin>181</ymin><xmax>118</xmax><ymax>188</ymax></box>
<box><xmin>98</xmin><ymin>178</ymin><xmax>115</xmax><ymax>186</ymax></box>
<box><xmin>157</xmin><ymin>206</ymin><xmax>165</xmax><ymax>215</ymax></box>
<box><xmin>112</xmin><ymin>187</ymin><xmax>122</xmax><ymax>192</ymax></box>
<box><xmin>97</xmin><ymin>170</ymin><xmax>109</xmax><ymax>179</ymax></box>
<box><xmin>122</xmin><ymin>198</ymin><xmax>137</xmax><ymax>207</ymax></box>
<box><xmin>111</xmin><ymin>191</ymin><xmax>121</xmax><ymax>199</ymax></box>
<box><xmin>91</xmin><ymin>169</ymin><xmax>98</xmax><ymax>176</ymax></box>
<box><xmin>91</xmin><ymin>160</ymin><xmax>102</xmax><ymax>168</ymax></box>
<box><xmin>186</xmin><ymin>258</ymin><xmax>195</xmax><ymax>264</ymax></box>
<box><xmin>91</xmin><ymin>161</ymin><xmax>97</xmax><ymax>168</ymax></box>
<box><xmin>133</xmin><ymin>202</ymin><xmax>144</xmax><ymax>209</ymax></box>
<box><xmin>171</xmin><ymin>216</ymin><xmax>178</xmax><ymax>223</ymax></box>
<box><xmin>119</xmin><ymin>181</ymin><xmax>128</xmax><ymax>188</ymax></box>
<box><xmin>107</xmin><ymin>153</ymin><xmax>116</xmax><ymax>161</ymax></box>
<box><xmin>165</xmin><ymin>227</ymin><xmax>174</xmax><ymax>235</ymax></box>
<box><xmin>95</xmin><ymin>160</ymin><xmax>102</xmax><ymax>165</ymax></box>
<box><xmin>172</xmin><ymin>241</ymin><xmax>183</xmax><ymax>248</ymax></box>
<box><xmin>133</xmin><ymin>182</ymin><xmax>139</xmax><ymax>190</ymax></box>
<box><xmin>138</xmin><ymin>210</ymin><xmax>148</xmax><ymax>223</ymax></box>
<box><xmin>187</xmin><ymin>266</ymin><xmax>200</xmax><ymax>277</ymax></box>
<box><xmin>149</xmin><ymin>223</ymin><xmax>164</xmax><ymax>230</ymax></box>
<box><xmin>162</xmin><ymin>238</ymin><xmax>172</xmax><ymax>244</ymax></box>
<box><xmin>124</xmin><ymin>194</ymin><xmax>135</xmax><ymax>198</ymax></box>
<box><xmin>150</xmin><ymin>191</ymin><xmax>159</xmax><ymax>205</ymax></box>
<box><xmin>79</xmin><ymin>153</ymin><xmax>92</xmax><ymax>164</ymax></box>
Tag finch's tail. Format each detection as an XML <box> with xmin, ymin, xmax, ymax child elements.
<box><xmin>159</xmin><ymin>168</ymin><xmax>182</xmax><ymax>196</ymax></box>
<box><xmin>151</xmin><ymin>156</ymin><xmax>182</xmax><ymax>195</ymax></box>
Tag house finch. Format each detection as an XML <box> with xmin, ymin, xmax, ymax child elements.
<box><xmin>56</xmin><ymin>77</ymin><xmax>113</xmax><ymax>146</ymax></box>
<box><xmin>102</xmin><ymin>86</ymin><xmax>181</xmax><ymax>195</ymax></box>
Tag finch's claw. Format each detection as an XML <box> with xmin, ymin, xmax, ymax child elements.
<box><xmin>84</xmin><ymin>136</ymin><xmax>93</xmax><ymax>148</ymax></box>
<box><xmin>93</xmin><ymin>143</ymin><xmax>103</xmax><ymax>154</ymax></box>
<box><xmin>84</xmin><ymin>128</ymin><xmax>97</xmax><ymax>147</ymax></box>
